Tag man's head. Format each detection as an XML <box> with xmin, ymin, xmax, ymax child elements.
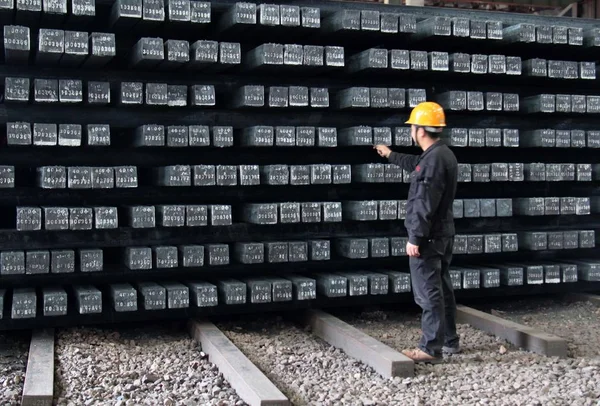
<box><xmin>405</xmin><ymin>102</ymin><xmax>446</xmax><ymax>149</ymax></box>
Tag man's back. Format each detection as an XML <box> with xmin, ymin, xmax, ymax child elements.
<box><xmin>405</xmin><ymin>141</ymin><xmax>458</xmax><ymax>242</ymax></box>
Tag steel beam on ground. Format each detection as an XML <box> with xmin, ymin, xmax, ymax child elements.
<box><xmin>457</xmin><ymin>305</ymin><xmax>567</xmax><ymax>357</ymax></box>
<box><xmin>304</xmin><ymin>309</ymin><xmax>414</xmax><ymax>378</ymax></box>
<box><xmin>188</xmin><ymin>320</ymin><xmax>290</xmax><ymax>406</ymax></box>
<box><xmin>21</xmin><ymin>329</ymin><xmax>54</xmax><ymax>406</ymax></box>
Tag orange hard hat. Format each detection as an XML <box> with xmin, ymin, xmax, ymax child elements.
<box><xmin>405</xmin><ymin>101</ymin><xmax>446</xmax><ymax>127</ymax></box>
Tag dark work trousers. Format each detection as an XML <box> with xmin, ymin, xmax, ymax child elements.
<box><xmin>409</xmin><ymin>237</ymin><xmax>459</xmax><ymax>357</ymax></box>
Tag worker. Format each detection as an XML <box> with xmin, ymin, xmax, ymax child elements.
<box><xmin>374</xmin><ymin>101</ymin><xmax>459</xmax><ymax>363</ymax></box>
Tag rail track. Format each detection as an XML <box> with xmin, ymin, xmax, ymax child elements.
<box><xmin>6</xmin><ymin>293</ymin><xmax>600</xmax><ymax>406</ymax></box>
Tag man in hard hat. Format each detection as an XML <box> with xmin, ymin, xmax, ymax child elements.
<box><xmin>374</xmin><ymin>101</ymin><xmax>459</xmax><ymax>363</ymax></box>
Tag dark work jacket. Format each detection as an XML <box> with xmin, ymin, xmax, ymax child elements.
<box><xmin>388</xmin><ymin>141</ymin><xmax>458</xmax><ymax>246</ymax></box>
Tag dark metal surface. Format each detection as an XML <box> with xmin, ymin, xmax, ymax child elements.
<box><xmin>2</xmin><ymin>280</ymin><xmax>600</xmax><ymax>331</ymax></box>
<box><xmin>1</xmin><ymin>0</ymin><xmax>600</xmax><ymax>329</ymax></box>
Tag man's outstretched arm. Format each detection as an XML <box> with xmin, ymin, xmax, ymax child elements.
<box><xmin>388</xmin><ymin>151</ymin><xmax>420</xmax><ymax>172</ymax></box>
<box><xmin>374</xmin><ymin>145</ymin><xmax>420</xmax><ymax>172</ymax></box>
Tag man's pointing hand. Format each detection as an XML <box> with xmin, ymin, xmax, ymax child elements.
<box><xmin>374</xmin><ymin>145</ymin><xmax>392</xmax><ymax>158</ymax></box>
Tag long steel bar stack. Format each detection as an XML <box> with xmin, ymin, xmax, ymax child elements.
<box><xmin>0</xmin><ymin>0</ymin><xmax>599</xmax><ymax>330</ymax></box>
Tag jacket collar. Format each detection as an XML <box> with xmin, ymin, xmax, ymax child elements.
<box><xmin>417</xmin><ymin>139</ymin><xmax>444</xmax><ymax>163</ymax></box>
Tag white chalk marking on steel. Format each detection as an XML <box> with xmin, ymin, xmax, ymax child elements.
<box><xmin>21</xmin><ymin>329</ymin><xmax>55</xmax><ymax>406</ymax></box>
<box><xmin>457</xmin><ymin>305</ymin><xmax>568</xmax><ymax>357</ymax></box>
<box><xmin>188</xmin><ymin>320</ymin><xmax>290</xmax><ymax>406</ymax></box>
<box><xmin>565</xmin><ymin>292</ymin><xmax>600</xmax><ymax>307</ymax></box>
<box><xmin>305</xmin><ymin>309</ymin><xmax>414</xmax><ymax>378</ymax></box>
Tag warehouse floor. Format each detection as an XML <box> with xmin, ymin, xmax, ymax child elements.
<box><xmin>2</xmin><ymin>298</ymin><xmax>597</xmax><ymax>406</ymax></box>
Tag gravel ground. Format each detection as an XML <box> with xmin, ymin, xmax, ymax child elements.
<box><xmin>220</xmin><ymin>307</ymin><xmax>600</xmax><ymax>406</ymax></box>
<box><xmin>481</xmin><ymin>297</ymin><xmax>600</xmax><ymax>358</ymax></box>
<box><xmin>219</xmin><ymin>315</ymin><xmax>400</xmax><ymax>406</ymax></box>
<box><xmin>54</xmin><ymin>323</ymin><xmax>245</xmax><ymax>406</ymax></box>
<box><xmin>341</xmin><ymin>308</ymin><xmax>600</xmax><ymax>406</ymax></box>
<box><xmin>0</xmin><ymin>332</ymin><xmax>29</xmax><ymax>406</ymax></box>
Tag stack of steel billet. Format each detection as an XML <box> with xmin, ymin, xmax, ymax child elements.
<box><xmin>522</xmin><ymin>163</ymin><xmax>593</xmax><ymax>182</ymax></box>
<box><xmin>336</xmin><ymin>87</ymin><xmax>423</xmax><ymax>109</ymax></box>
<box><xmin>448</xmin><ymin>259</ymin><xmax>600</xmax><ymax>289</ymax></box>
<box><xmin>4</xmin><ymin>26</ymin><xmax>116</xmax><ymax>67</ymax></box>
<box><xmin>448</xmin><ymin>128</ymin><xmax>519</xmax><ymax>147</ymax></box>
<box><xmin>519</xmin><ymin>129</ymin><xmax>596</xmax><ymax>148</ymax></box>
<box><xmin>522</xmin><ymin>94</ymin><xmax>600</xmax><ymax>114</ymax></box>
<box><xmin>351</xmin><ymin>162</ymin><xmax>593</xmax><ymax>183</ymax></box>
<box><xmin>121</xmin><ymin>239</ymin><xmax>338</xmax><ymax>269</ymax></box>
<box><xmin>0</xmin><ymin>249</ymin><xmax>103</xmax><ymax>275</ymax></box>
<box><xmin>232</xmin><ymin>84</ymin><xmax>337</xmax><ymax>108</ymax></box>
<box><xmin>243</xmin><ymin>202</ymin><xmax>343</xmax><ymax>223</ymax></box>
<box><xmin>450</xmin><ymin>234</ymin><xmax>519</xmax><ymax>254</ymax></box>
<box><xmin>436</xmin><ymin>90</ymin><xmax>520</xmax><ymax>112</ymax></box>
<box><xmin>513</xmin><ymin>198</ymin><xmax>590</xmax><ymax>216</ymax></box>
<box><xmin>448</xmin><ymin>128</ymin><xmax>521</xmax><ymax>147</ymax></box>
<box><xmin>5</xmin><ymin>123</ymin><xmax>112</xmax><ymax>145</ymax></box>
<box><xmin>16</xmin><ymin>206</ymin><xmax>119</xmax><ymax>230</ymax></box>
<box><xmin>4</xmin><ymin>256</ymin><xmax>599</xmax><ymax>319</ymax></box>
<box><xmin>109</xmin><ymin>0</ymin><xmax>212</xmax><ymax>28</ymax></box>
<box><xmin>17</xmin><ymin>197</ymin><xmax>599</xmax><ymax>232</ymax></box>
<box><xmin>245</xmin><ymin>43</ymin><xmax>344</xmax><ymax>70</ymax></box>
<box><xmin>332</xmin><ymin>234</ymin><xmax>521</xmax><ymax>257</ymax></box>
<box><xmin>518</xmin><ymin>230</ymin><xmax>596</xmax><ymax>250</ymax></box>
<box><xmin>522</xmin><ymin>58</ymin><xmax>597</xmax><ymax>80</ymax></box>
<box><xmin>353</xmin><ymin>163</ymin><xmax>528</xmax><ymax>183</ymax></box>
<box><xmin>218</xmin><ymin>3</ymin><xmax>321</xmax><ymax>33</ymax></box>
<box><xmin>1</xmin><ymin>0</ymin><xmax>600</xmax><ymax>329</ymax></box>
<box><xmin>347</xmin><ymin>48</ymin><xmax>530</xmax><ymax>76</ymax></box>
<box><xmin>4</xmin><ymin>76</ymin><xmax>220</xmax><ymax>107</ymax></box>
<box><xmin>130</xmin><ymin>37</ymin><xmax>241</xmax><ymax>70</ymax></box>
<box><xmin>34</xmin><ymin>166</ymin><xmax>137</xmax><ymax>189</ymax></box>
